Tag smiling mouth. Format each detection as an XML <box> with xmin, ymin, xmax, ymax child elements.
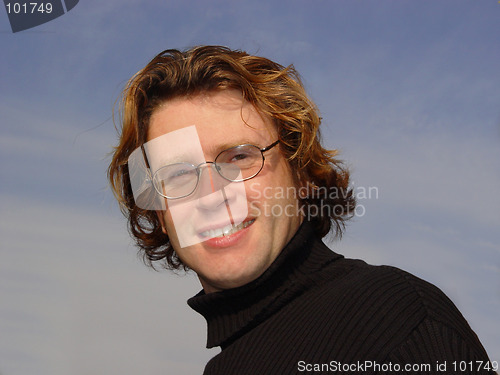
<box><xmin>199</xmin><ymin>219</ymin><xmax>255</xmax><ymax>239</ymax></box>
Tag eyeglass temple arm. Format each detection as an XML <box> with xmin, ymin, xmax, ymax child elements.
<box><xmin>261</xmin><ymin>140</ymin><xmax>280</xmax><ymax>152</ymax></box>
<box><xmin>140</xmin><ymin>145</ymin><xmax>154</xmax><ymax>182</ymax></box>
<box><xmin>140</xmin><ymin>145</ymin><xmax>151</xmax><ymax>168</ymax></box>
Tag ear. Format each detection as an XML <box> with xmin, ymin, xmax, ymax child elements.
<box><xmin>156</xmin><ymin>210</ymin><xmax>168</xmax><ymax>234</ymax></box>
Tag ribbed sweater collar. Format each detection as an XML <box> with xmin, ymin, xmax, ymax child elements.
<box><xmin>187</xmin><ymin>221</ymin><xmax>343</xmax><ymax>349</ymax></box>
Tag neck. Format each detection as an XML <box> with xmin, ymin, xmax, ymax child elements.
<box><xmin>187</xmin><ymin>220</ymin><xmax>342</xmax><ymax>348</ymax></box>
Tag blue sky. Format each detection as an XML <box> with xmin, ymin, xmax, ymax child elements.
<box><xmin>1</xmin><ymin>1</ymin><xmax>499</xmax><ymax>374</ymax></box>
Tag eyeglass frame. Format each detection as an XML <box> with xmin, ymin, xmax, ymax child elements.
<box><xmin>140</xmin><ymin>140</ymin><xmax>280</xmax><ymax>200</ymax></box>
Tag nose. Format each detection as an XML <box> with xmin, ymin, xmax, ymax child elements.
<box><xmin>194</xmin><ymin>163</ymin><xmax>235</xmax><ymax>210</ymax></box>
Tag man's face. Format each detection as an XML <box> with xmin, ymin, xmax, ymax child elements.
<box><xmin>148</xmin><ymin>90</ymin><xmax>303</xmax><ymax>293</ymax></box>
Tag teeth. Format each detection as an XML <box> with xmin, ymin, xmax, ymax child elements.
<box><xmin>200</xmin><ymin>219</ymin><xmax>255</xmax><ymax>239</ymax></box>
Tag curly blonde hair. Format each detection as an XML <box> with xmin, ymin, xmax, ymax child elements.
<box><xmin>108</xmin><ymin>45</ymin><xmax>355</xmax><ymax>269</ymax></box>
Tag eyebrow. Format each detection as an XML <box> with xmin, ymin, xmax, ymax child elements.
<box><xmin>207</xmin><ymin>140</ymin><xmax>263</xmax><ymax>157</ymax></box>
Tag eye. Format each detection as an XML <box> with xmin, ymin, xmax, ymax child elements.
<box><xmin>171</xmin><ymin>168</ymin><xmax>194</xmax><ymax>178</ymax></box>
<box><xmin>217</xmin><ymin>145</ymin><xmax>260</xmax><ymax>166</ymax></box>
<box><xmin>166</xmin><ymin>169</ymin><xmax>198</xmax><ymax>186</ymax></box>
<box><xmin>155</xmin><ymin>163</ymin><xmax>197</xmax><ymax>185</ymax></box>
<box><xmin>230</xmin><ymin>152</ymin><xmax>250</xmax><ymax>162</ymax></box>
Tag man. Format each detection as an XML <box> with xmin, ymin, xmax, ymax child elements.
<box><xmin>108</xmin><ymin>46</ymin><xmax>495</xmax><ymax>374</ymax></box>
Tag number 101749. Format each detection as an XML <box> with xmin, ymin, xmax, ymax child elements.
<box><xmin>5</xmin><ymin>2</ymin><xmax>53</xmax><ymax>14</ymax></box>
<box><xmin>452</xmin><ymin>360</ymin><xmax>499</xmax><ymax>372</ymax></box>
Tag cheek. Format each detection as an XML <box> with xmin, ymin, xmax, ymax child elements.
<box><xmin>245</xmin><ymin>178</ymin><xmax>297</xmax><ymax>219</ymax></box>
<box><xmin>245</xmin><ymin>180</ymin><xmax>269</xmax><ymax>207</ymax></box>
<box><xmin>159</xmin><ymin>209</ymin><xmax>179</xmax><ymax>241</ymax></box>
<box><xmin>161</xmin><ymin>198</ymin><xmax>191</xmax><ymax>234</ymax></box>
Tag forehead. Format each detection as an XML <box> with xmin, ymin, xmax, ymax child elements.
<box><xmin>147</xmin><ymin>90</ymin><xmax>276</xmax><ymax>146</ymax></box>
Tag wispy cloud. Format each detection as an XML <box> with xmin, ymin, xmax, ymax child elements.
<box><xmin>0</xmin><ymin>195</ymin><xmax>218</xmax><ymax>375</ymax></box>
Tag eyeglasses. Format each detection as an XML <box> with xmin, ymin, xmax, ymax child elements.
<box><xmin>148</xmin><ymin>140</ymin><xmax>279</xmax><ymax>199</ymax></box>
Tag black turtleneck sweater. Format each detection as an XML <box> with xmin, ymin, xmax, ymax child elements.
<box><xmin>188</xmin><ymin>222</ymin><xmax>494</xmax><ymax>374</ymax></box>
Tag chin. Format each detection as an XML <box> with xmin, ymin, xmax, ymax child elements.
<box><xmin>198</xmin><ymin>260</ymin><xmax>265</xmax><ymax>292</ymax></box>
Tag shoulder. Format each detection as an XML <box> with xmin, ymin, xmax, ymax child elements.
<box><xmin>319</xmin><ymin>258</ymin><xmax>470</xmax><ymax>331</ymax></box>
<box><xmin>303</xmin><ymin>240</ymin><xmax>473</xmax><ymax>336</ymax></box>
<box><xmin>312</xmin><ymin>257</ymin><xmax>491</xmax><ymax>361</ymax></box>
